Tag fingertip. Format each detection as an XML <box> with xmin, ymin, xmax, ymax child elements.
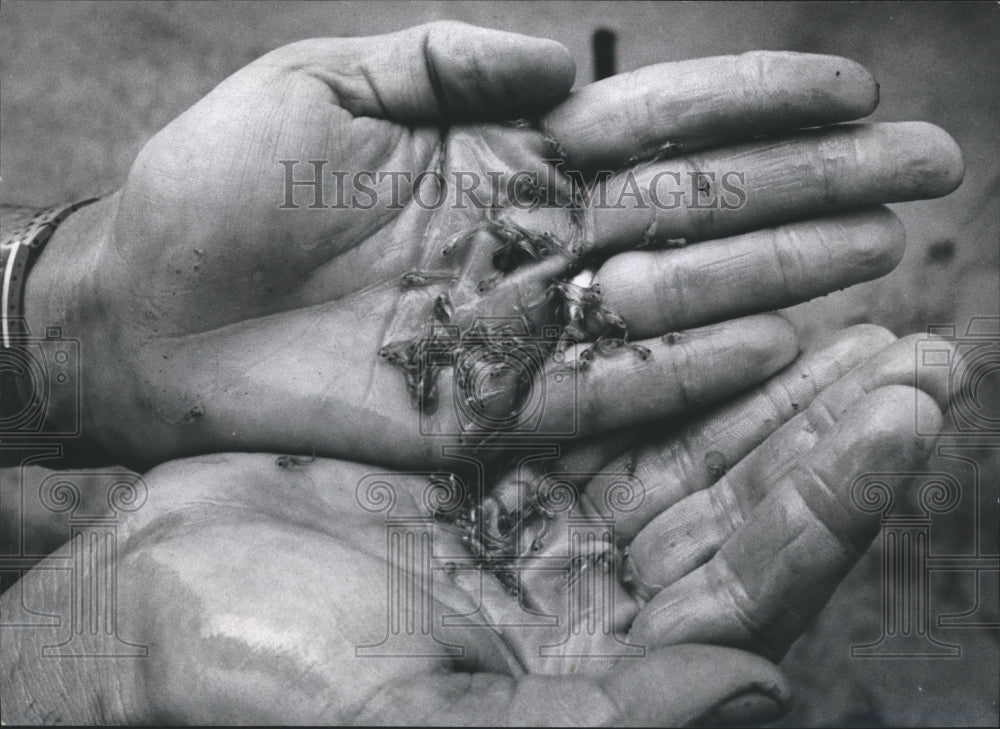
<box><xmin>758</xmin><ymin>323</ymin><xmax>895</xmax><ymax>417</ymax></box>
<box><xmin>700</xmin><ymin>315</ymin><xmax>800</xmax><ymax>387</ymax></box>
<box><xmin>692</xmin><ymin>689</ymin><xmax>788</xmax><ymax>727</ymax></box>
<box><xmin>755</xmin><ymin>313</ymin><xmax>800</xmax><ymax>367</ymax></box>
<box><xmin>793</xmin><ymin>323</ymin><xmax>897</xmax><ymax>386</ymax></box>
<box><xmin>912</xmin><ymin>386</ymin><xmax>945</xmax><ymax>440</ymax></box>
<box><xmin>530</xmin><ymin>37</ymin><xmax>577</xmax><ymax>102</ymax></box>
<box><xmin>715</xmin><ymin>314</ymin><xmax>801</xmax><ymax>387</ymax></box>
<box><xmin>705</xmin><ymin>314</ymin><xmax>800</xmax><ymax>381</ymax></box>
<box><xmin>850</xmin><ymin>384</ymin><xmax>942</xmax><ymax>453</ymax></box>
<box><xmin>426</xmin><ymin>21</ymin><xmax>575</xmax><ymax>116</ymax></box>
<box><xmin>839</xmin><ymin>334</ymin><xmax>955</xmax><ymax>415</ymax></box>
<box><xmin>835</xmin><ymin>206</ymin><xmax>906</xmax><ymax>275</ymax></box>
<box><xmin>872</xmin><ymin>205</ymin><xmax>906</xmax><ymax>269</ymax></box>
<box><xmin>884</xmin><ymin>121</ymin><xmax>966</xmax><ymax>197</ymax></box>
<box><xmin>903</xmin><ymin>333</ymin><xmax>957</xmax><ymax>412</ymax></box>
<box><xmin>831</xmin><ymin>55</ymin><xmax>880</xmax><ymax>118</ymax></box>
<box><xmin>811</xmin><ymin>54</ymin><xmax>879</xmax><ymax>118</ymax></box>
<box><xmin>736</xmin><ymin>51</ymin><xmax>878</xmax><ymax>125</ymax></box>
<box><xmin>922</xmin><ymin>122</ymin><xmax>966</xmax><ymax>195</ymax></box>
<box><xmin>603</xmin><ymin>645</ymin><xmax>791</xmax><ymax>727</ymax></box>
<box><xmin>823</xmin><ymin>322</ymin><xmax>898</xmax><ymax>352</ymax></box>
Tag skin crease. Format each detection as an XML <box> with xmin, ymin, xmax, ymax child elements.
<box><xmin>22</xmin><ymin>24</ymin><xmax>962</xmax><ymax>472</ymax></box>
<box><xmin>2</xmin><ymin>21</ymin><xmax>967</xmax><ymax>727</ymax></box>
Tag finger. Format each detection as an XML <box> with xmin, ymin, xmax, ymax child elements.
<box><xmin>629</xmin><ymin>385</ymin><xmax>944</xmax><ymax>661</ymax></box>
<box><xmin>352</xmin><ymin>646</ymin><xmax>789</xmax><ymax>727</ymax></box>
<box><xmin>117</xmin><ymin>298</ymin><xmax>786</xmax><ymax>470</ymax></box>
<box><xmin>603</xmin><ymin>646</ymin><xmax>790</xmax><ymax>728</ymax></box>
<box><xmin>481</xmin><ymin>316</ymin><xmax>801</xmax><ymax>598</ymax></box>
<box><xmin>492</xmin><ymin>325</ymin><xmax>892</xmax><ymax>512</ymax></box>
<box><xmin>627</xmin><ymin>333</ymin><xmax>955</xmax><ymax>589</ymax></box>
<box><xmin>534</xmin><ymin>314</ymin><xmax>799</xmax><ymax>437</ymax></box>
<box><xmin>265</xmin><ymin>21</ymin><xmax>575</xmax><ymax>121</ymax></box>
<box><xmin>542</xmin><ymin>51</ymin><xmax>878</xmax><ymax>171</ymax></box>
<box><xmin>738</xmin><ymin>333</ymin><xmax>954</xmax><ymax>488</ymax></box>
<box><xmin>581</xmin><ymin>324</ymin><xmax>896</xmax><ymax>543</ymax></box>
<box><xmin>584</xmin><ymin>122</ymin><xmax>964</xmax><ymax>255</ymax></box>
<box><xmin>594</xmin><ymin>208</ymin><xmax>904</xmax><ymax>339</ymax></box>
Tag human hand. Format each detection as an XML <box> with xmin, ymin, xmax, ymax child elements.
<box><xmin>25</xmin><ymin>22</ymin><xmax>962</xmax><ymax>469</ymax></box>
<box><xmin>1</xmin><ymin>325</ymin><xmax>955</xmax><ymax>725</ymax></box>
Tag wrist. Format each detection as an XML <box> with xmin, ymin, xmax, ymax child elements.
<box><xmin>21</xmin><ymin>196</ymin><xmax>115</xmax><ymax>340</ymax></box>
<box><xmin>15</xmin><ymin>195</ymin><xmax>117</xmax><ymax>438</ymax></box>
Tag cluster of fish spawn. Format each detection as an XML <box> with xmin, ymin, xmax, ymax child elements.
<box><xmin>430</xmin><ymin>473</ymin><xmax>625</xmax><ymax>599</ymax></box>
<box><xmin>379</xmin><ymin>126</ymin><xmax>689</xmax><ymax>421</ymax></box>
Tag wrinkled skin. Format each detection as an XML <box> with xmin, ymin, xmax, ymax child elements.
<box><xmin>25</xmin><ymin>23</ymin><xmax>962</xmax><ymax>470</ymax></box>
<box><xmin>1</xmin><ymin>327</ymin><xmax>956</xmax><ymax>725</ymax></box>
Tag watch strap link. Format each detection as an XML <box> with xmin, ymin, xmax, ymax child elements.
<box><xmin>1</xmin><ymin>198</ymin><xmax>99</xmax><ymax>348</ymax></box>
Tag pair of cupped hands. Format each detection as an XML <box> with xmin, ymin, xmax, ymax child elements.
<box><xmin>10</xmin><ymin>21</ymin><xmax>964</xmax><ymax>726</ymax></box>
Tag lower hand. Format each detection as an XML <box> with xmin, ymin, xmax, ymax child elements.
<box><xmin>1</xmin><ymin>325</ymin><xmax>954</xmax><ymax>725</ymax></box>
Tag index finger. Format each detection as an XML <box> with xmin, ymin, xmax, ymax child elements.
<box><xmin>542</xmin><ymin>51</ymin><xmax>879</xmax><ymax>171</ymax></box>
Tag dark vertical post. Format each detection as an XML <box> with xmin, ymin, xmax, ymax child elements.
<box><xmin>592</xmin><ymin>28</ymin><xmax>617</xmax><ymax>81</ymax></box>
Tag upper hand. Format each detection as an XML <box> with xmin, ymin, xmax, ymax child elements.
<box><xmin>28</xmin><ymin>22</ymin><xmax>962</xmax><ymax>469</ymax></box>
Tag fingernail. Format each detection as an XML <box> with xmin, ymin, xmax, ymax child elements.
<box><xmin>693</xmin><ymin>690</ymin><xmax>786</xmax><ymax>727</ymax></box>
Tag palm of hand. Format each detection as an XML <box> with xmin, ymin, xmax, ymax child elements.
<box><xmin>93</xmin><ymin>63</ymin><xmax>606</xmax><ymax>466</ymax></box>
<box><xmin>111</xmin><ymin>454</ymin><xmax>747</xmax><ymax>725</ymax></box>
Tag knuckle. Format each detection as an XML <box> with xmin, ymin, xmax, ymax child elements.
<box><xmin>720</xmin><ymin>569</ymin><xmax>772</xmax><ymax>651</ymax></box>
<box><xmin>769</xmin><ymin>224</ymin><xmax>813</xmax><ymax>297</ymax></box>
<box><xmin>671</xmin><ymin>156</ymin><xmax>720</xmax><ymax>242</ymax></box>
<box><xmin>665</xmin><ymin>339</ymin><xmax>700</xmax><ymax>410</ymax></box>
<box><xmin>869</xmin><ymin>336</ymin><xmax>954</xmax><ymax>411</ymax></box>
<box><xmin>422</xmin><ymin>19</ymin><xmax>469</xmax><ymax>38</ymax></box>
<box><xmin>762</xmin><ymin>375</ymin><xmax>801</xmax><ymax>421</ymax></box>
<box><xmin>735</xmin><ymin>51</ymin><xmax>771</xmax><ymax>96</ymax></box>
<box><xmin>811</xmin><ymin>129</ymin><xmax>861</xmax><ymax>206</ymax></box>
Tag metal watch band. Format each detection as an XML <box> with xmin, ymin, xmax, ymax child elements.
<box><xmin>1</xmin><ymin>198</ymin><xmax>98</xmax><ymax>432</ymax></box>
<box><xmin>1</xmin><ymin>198</ymin><xmax>99</xmax><ymax>348</ymax></box>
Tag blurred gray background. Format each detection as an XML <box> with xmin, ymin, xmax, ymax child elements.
<box><xmin>1</xmin><ymin>1</ymin><xmax>998</xmax><ymax>726</ymax></box>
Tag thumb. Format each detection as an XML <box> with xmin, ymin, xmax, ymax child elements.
<box><xmin>351</xmin><ymin>645</ymin><xmax>788</xmax><ymax>726</ymax></box>
<box><xmin>601</xmin><ymin>645</ymin><xmax>790</xmax><ymax>727</ymax></box>
<box><xmin>265</xmin><ymin>21</ymin><xmax>576</xmax><ymax>121</ymax></box>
